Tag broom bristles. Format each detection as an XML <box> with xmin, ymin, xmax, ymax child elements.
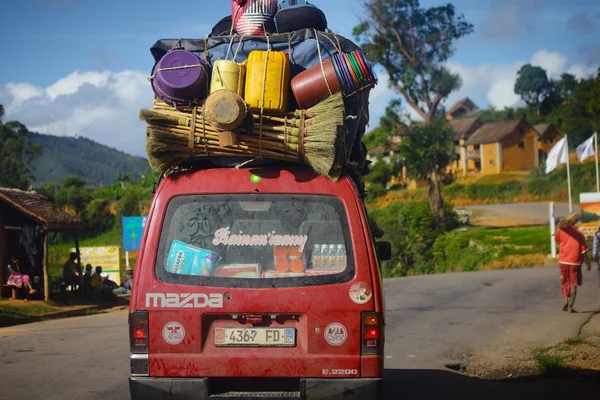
<box><xmin>143</xmin><ymin>92</ymin><xmax>347</xmax><ymax>180</ymax></box>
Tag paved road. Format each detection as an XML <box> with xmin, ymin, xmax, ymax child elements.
<box><xmin>464</xmin><ymin>202</ymin><xmax>571</xmax><ymax>226</ymax></box>
<box><xmin>1</xmin><ymin>267</ymin><xmax>599</xmax><ymax>399</ymax></box>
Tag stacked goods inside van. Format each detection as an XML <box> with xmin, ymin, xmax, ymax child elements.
<box><xmin>140</xmin><ymin>0</ymin><xmax>377</xmax><ymax>181</ymax></box>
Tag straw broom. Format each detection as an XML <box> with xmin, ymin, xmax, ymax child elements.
<box><xmin>140</xmin><ymin>93</ymin><xmax>346</xmax><ymax>179</ymax></box>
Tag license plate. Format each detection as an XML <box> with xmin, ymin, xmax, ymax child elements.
<box><xmin>214</xmin><ymin>327</ymin><xmax>295</xmax><ymax>347</ymax></box>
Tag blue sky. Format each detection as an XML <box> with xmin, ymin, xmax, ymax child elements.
<box><xmin>1</xmin><ymin>0</ymin><xmax>599</xmax><ymax>156</ymax></box>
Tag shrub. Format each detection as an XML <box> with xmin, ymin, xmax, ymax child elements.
<box><xmin>527</xmin><ymin>178</ymin><xmax>553</xmax><ymax>196</ymax></box>
<box><xmin>369</xmin><ymin>201</ymin><xmax>457</xmax><ymax>277</ymax></box>
<box><xmin>366</xmin><ymin>183</ymin><xmax>387</xmax><ymax>201</ymax></box>
<box><xmin>433</xmin><ymin>231</ymin><xmax>493</xmax><ymax>273</ymax></box>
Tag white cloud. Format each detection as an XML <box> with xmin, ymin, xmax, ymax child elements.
<box><xmin>367</xmin><ymin>49</ymin><xmax>599</xmax><ymax>121</ymax></box>
<box><xmin>531</xmin><ymin>50</ymin><xmax>568</xmax><ymax>78</ymax></box>
<box><xmin>567</xmin><ymin>64</ymin><xmax>598</xmax><ymax>79</ymax></box>
<box><xmin>5</xmin><ymin>83</ymin><xmax>45</xmax><ymax>107</ymax></box>
<box><xmin>0</xmin><ymin>70</ymin><xmax>153</xmax><ymax>157</ymax></box>
<box><xmin>446</xmin><ymin>60</ymin><xmax>523</xmax><ymax>110</ymax></box>
<box><xmin>46</xmin><ymin>70</ymin><xmax>111</xmax><ymax>100</ymax></box>
<box><xmin>445</xmin><ymin>50</ymin><xmax>600</xmax><ymax>111</ymax></box>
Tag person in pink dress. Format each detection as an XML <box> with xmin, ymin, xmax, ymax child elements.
<box><xmin>6</xmin><ymin>256</ymin><xmax>37</xmax><ymax>297</ymax></box>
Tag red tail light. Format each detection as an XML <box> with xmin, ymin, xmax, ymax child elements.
<box><xmin>129</xmin><ymin>311</ymin><xmax>149</xmax><ymax>354</ymax></box>
<box><xmin>361</xmin><ymin>312</ymin><xmax>383</xmax><ymax>355</ymax></box>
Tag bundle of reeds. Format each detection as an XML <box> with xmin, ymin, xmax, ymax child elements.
<box><xmin>140</xmin><ymin>92</ymin><xmax>346</xmax><ymax>179</ymax></box>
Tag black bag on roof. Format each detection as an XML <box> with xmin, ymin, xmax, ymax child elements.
<box><xmin>274</xmin><ymin>0</ymin><xmax>328</xmax><ymax>33</ymax></box>
<box><xmin>210</xmin><ymin>15</ymin><xmax>235</xmax><ymax>37</ymax></box>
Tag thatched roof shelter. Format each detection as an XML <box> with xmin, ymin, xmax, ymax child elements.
<box><xmin>0</xmin><ymin>188</ymin><xmax>83</xmax><ymax>301</ymax></box>
<box><xmin>0</xmin><ymin>188</ymin><xmax>82</xmax><ymax>230</ymax></box>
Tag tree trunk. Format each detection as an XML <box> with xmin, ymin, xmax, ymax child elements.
<box><xmin>427</xmin><ymin>172</ymin><xmax>445</xmax><ymax>223</ymax></box>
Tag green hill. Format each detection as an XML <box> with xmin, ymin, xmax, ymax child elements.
<box><xmin>30</xmin><ymin>133</ymin><xmax>151</xmax><ymax>187</ymax></box>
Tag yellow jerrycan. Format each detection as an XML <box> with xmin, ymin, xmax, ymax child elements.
<box><xmin>244</xmin><ymin>50</ymin><xmax>290</xmax><ymax>113</ymax></box>
<box><xmin>210</xmin><ymin>60</ymin><xmax>247</xmax><ymax>97</ymax></box>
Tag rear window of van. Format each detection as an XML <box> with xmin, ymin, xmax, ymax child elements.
<box><xmin>155</xmin><ymin>195</ymin><xmax>355</xmax><ymax>288</ymax></box>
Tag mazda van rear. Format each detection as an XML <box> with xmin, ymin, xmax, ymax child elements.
<box><xmin>128</xmin><ymin>166</ymin><xmax>388</xmax><ymax>399</ymax></box>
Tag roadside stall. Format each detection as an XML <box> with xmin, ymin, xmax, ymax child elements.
<box><xmin>0</xmin><ymin>188</ymin><xmax>83</xmax><ymax>301</ymax></box>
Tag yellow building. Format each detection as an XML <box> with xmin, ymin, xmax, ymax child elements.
<box><xmin>463</xmin><ymin>119</ymin><xmax>539</xmax><ymax>175</ymax></box>
<box><xmin>534</xmin><ymin>123</ymin><xmax>563</xmax><ymax>163</ymax></box>
<box><xmin>451</xmin><ymin>117</ymin><xmax>483</xmax><ymax>174</ymax></box>
<box><xmin>446</xmin><ymin>98</ymin><xmax>479</xmax><ymax>120</ymax></box>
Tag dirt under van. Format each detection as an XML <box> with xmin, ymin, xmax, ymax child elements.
<box><xmin>129</xmin><ymin>166</ymin><xmax>387</xmax><ymax>399</ymax></box>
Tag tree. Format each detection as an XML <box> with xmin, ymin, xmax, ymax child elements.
<box><xmin>514</xmin><ymin>64</ymin><xmax>552</xmax><ymax>114</ymax></box>
<box><xmin>117</xmin><ymin>172</ymin><xmax>132</xmax><ymax>189</ymax></box>
<box><xmin>558</xmin><ymin>73</ymin><xmax>578</xmax><ymax>101</ymax></box>
<box><xmin>379</xmin><ymin>99</ymin><xmax>408</xmax><ymax>133</ymax></box>
<box><xmin>37</xmin><ymin>182</ymin><xmax>60</xmax><ymax>202</ymax></box>
<box><xmin>587</xmin><ymin>69</ymin><xmax>600</xmax><ymax>132</ymax></box>
<box><xmin>363</xmin><ymin>99</ymin><xmax>409</xmax><ymax>151</ymax></box>
<box><xmin>55</xmin><ymin>176</ymin><xmax>92</xmax><ymax>216</ymax></box>
<box><xmin>0</xmin><ymin>108</ymin><xmax>44</xmax><ymax>189</ymax></box>
<box><xmin>354</xmin><ymin>0</ymin><xmax>474</xmax><ymax>121</ymax></box>
<box><xmin>397</xmin><ymin>118</ymin><xmax>457</xmax><ymax>222</ymax></box>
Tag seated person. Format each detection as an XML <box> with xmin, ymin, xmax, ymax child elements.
<box><xmin>102</xmin><ymin>273</ymin><xmax>118</xmax><ymax>291</ymax></box>
<box><xmin>81</xmin><ymin>264</ymin><xmax>94</xmax><ymax>299</ymax></box>
<box><xmin>114</xmin><ymin>270</ymin><xmax>134</xmax><ymax>294</ymax></box>
<box><xmin>90</xmin><ymin>266</ymin><xmax>111</xmax><ymax>298</ymax></box>
<box><xmin>6</xmin><ymin>257</ymin><xmax>37</xmax><ymax>298</ymax></box>
<box><xmin>123</xmin><ymin>270</ymin><xmax>133</xmax><ymax>293</ymax></box>
<box><xmin>63</xmin><ymin>252</ymin><xmax>80</xmax><ymax>291</ymax></box>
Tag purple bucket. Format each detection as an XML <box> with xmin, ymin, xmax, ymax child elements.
<box><xmin>151</xmin><ymin>49</ymin><xmax>209</xmax><ymax>108</ymax></box>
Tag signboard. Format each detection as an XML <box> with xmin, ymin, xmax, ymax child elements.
<box><xmin>122</xmin><ymin>216</ymin><xmax>147</xmax><ymax>251</ymax></box>
<box><xmin>579</xmin><ymin>192</ymin><xmax>600</xmax><ymax>238</ymax></box>
<box><xmin>72</xmin><ymin>246</ymin><xmax>125</xmax><ymax>285</ymax></box>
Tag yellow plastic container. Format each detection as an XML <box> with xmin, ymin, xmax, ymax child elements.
<box><xmin>244</xmin><ymin>50</ymin><xmax>290</xmax><ymax>112</ymax></box>
<box><xmin>210</xmin><ymin>60</ymin><xmax>247</xmax><ymax>97</ymax></box>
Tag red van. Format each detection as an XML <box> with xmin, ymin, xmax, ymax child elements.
<box><xmin>128</xmin><ymin>165</ymin><xmax>389</xmax><ymax>399</ymax></box>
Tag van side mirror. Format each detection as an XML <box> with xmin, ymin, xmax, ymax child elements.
<box><xmin>376</xmin><ymin>242</ymin><xmax>391</xmax><ymax>261</ymax></box>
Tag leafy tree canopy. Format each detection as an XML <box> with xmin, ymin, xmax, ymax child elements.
<box><xmin>397</xmin><ymin>117</ymin><xmax>457</xmax><ymax>222</ymax></box>
<box><xmin>0</xmin><ymin>106</ymin><xmax>43</xmax><ymax>189</ymax></box>
<box><xmin>354</xmin><ymin>0</ymin><xmax>473</xmax><ymax>121</ymax></box>
<box><xmin>514</xmin><ymin>64</ymin><xmax>551</xmax><ymax>113</ymax></box>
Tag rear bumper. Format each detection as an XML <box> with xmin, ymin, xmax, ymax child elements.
<box><xmin>129</xmin><ymin>377</ymin><xmax>382</xmax><ymax>400</ymax></box>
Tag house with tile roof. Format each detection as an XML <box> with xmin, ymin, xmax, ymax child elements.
<box><xmin>449</xmin><ymin>117</ymin><xmax>484</xmax><ymax>174</ymax></box>
<box><xmin>463</xmin><ymin>118</ymin><xmax>539</xmax><ymax>175</ymax></box>
<box><xmin>534</xmin><ymin>123</ymin><xmax>563</xmax><ymax>162</ymax></box>
<box><xmin>446</xmin><ymin>98</ymin><xmax>479</xmax><ymax>120</ymax></box>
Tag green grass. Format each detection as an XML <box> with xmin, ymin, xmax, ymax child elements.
<box><xmin>432</xmin><ymin>226</ymin><xmax>550</xmax><ymax>274</ymax></box>
<box><xmin>534</xmin><ymin>348</ymin><xmax>566</xmax><ymax>376</ymax></box>
<box><xmin>475</xmin><ymin>173</ymin><xmax>529</xmax><ymax>184</ymax></box>
<box><xmin>0</xmin><ymin>303</ymin><xmax>60</xmax><ymax>327</ymax></box>
<box><xmin>564</xmin><ymin>337</ymin><xmax>585</xmax><ymax>346</ymax></box>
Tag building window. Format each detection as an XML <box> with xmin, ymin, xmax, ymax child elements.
<box><xmin>518</xmin><ymin>141</ymin><xmax>525</xmax><ymax>149</ymax></box>
<box><xmin>474</xmin><ymin>145</ymin><xmax>480</xmax><ymax>151</ymax></box>
<box><xmin>489</xmin><ymin>160</ymin><xmax>494</xmax><ymax>167</ymax></box>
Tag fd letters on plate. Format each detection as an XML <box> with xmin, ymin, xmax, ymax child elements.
<box><xmin>214</xmin><ymin>327</ymin><xmax>296</xmax><ymax>347</ymax></box>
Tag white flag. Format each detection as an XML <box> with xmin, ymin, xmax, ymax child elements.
<box><xmin>576</xmin><ymin>134</ymin><xmax>595</xmax><ymax>163</ymax></box>
<box><xmin>545</xmin><ymin>136</ymin><xmax>568</xmax><ymax>174</ymax></box>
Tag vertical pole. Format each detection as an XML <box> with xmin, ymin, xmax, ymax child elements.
<box><xmin>0</xmin><ymin>213</ymin><xmax>6</xmax><ymax>291</ymax></box>
<box><xmin>595</xmin><ymin>132</ymin><xmax>599</xmax><ymax>193</ymax></box>
<box><xmin>74</xmin><ymin>231</ymin><xmax>82</xmax><ymax>296</ymax></box>
<box><xmin>43</xmin><ymin>230</ymin><xmax>50</xmax><ymax>302</ymax></box>
<box><xmin>126</xmin><ymin>250</ymin><xmax>130</xmax><ymax>269</ymax></box>
<box><xmin>566</xmin><ymin>136</ymin><xmax>573</xmax><ymax>212</ymax></box>
<box><xmin>550</xmin><ymin>202</ymin><xmax>557</xmax><ymax>258</ymax></box>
